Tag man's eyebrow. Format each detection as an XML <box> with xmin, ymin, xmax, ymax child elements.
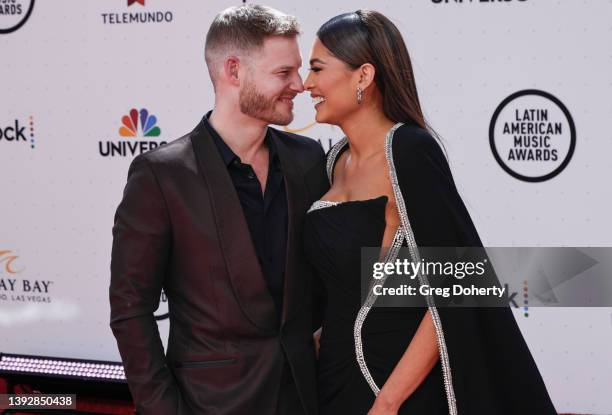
<box><xmin>274</xmin><ymin>65</ymin><xmax>297</xmax><ymax>71</ymax></box>
<box><xmin>309</xmin><ymin>58</ymin><xmax>326</xmax><ymax>66</ymax></box>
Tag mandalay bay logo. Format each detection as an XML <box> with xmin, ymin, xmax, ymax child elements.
<box><xmin>0</xmin><ymin>250</ymin><xmax>54</xmax><ymax>303</ymax></box>
<box><xmin>99</xmin><ymin>108</ymin><xmax>166</xmax><ymax>157</ymax></box>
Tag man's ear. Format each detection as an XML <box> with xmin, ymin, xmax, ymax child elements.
<box><xmin>357</xmin><ymin>63</ymin><xmax>376</xmax><ymax>90</ymax></box>
<box><xmin>223</xmin><ymin>56</ymin><xmax>241</xmax><ymax>86</ymax></box>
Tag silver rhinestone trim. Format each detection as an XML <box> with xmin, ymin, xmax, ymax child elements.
<box><xmin>325</xmin><ymin>128</ymin><xmax>457</xmax><ymax>413</ymax></box>
<box><xmin>383</xmin><ymin>123</ymin><xmax>458</xmax><ymax>415</ymax></box>
<box><xmin>326</xmin><ymin>137</ymin><xmax>348</xmax><ymax>184</ymax></box>
<box><xmin>353</xmin><ymin>225</ymin><xmax>404</xmax><ymax>395</ymax></box>
<box><xmin>307</xmin><ymin>200</ymin><xmax>340</xmax><ymax>213</ymax></box>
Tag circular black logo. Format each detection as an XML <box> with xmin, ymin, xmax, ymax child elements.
<box><xmin>489</xmin><ymin>89</ymin><xmax>576</xmax><ymax>182</ymax></box>
<box><xmin>0</xmin><ymin>0</ymin><xmax>35</xmax><ymax>34</ymax></box>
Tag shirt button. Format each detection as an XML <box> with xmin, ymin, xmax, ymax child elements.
<box><xmin>247</xmin><ymin>172</ymin><xmax>255</xmax><ymax>179</ymax></box>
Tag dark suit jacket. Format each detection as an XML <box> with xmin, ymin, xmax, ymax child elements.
<box><xmin>109</xmin><ymin>117</ymin><xmax>328</xmax><ymax>415</ymax></box>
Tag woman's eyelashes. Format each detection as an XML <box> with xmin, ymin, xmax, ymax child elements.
<box><xmin>309</xmin><ymin>67</ymin><xmax>322</xmax><ymax>73</ymax></box>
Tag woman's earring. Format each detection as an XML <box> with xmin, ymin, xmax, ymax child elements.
<box><xmin>357</xmin><ymin>87</ymin><xmax>363</xmax><ymax>104</ymax></box>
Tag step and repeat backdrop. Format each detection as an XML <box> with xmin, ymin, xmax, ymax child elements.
<box><xmin>1</xmin><ymin>0</ymin><xmax>611</xmax><ymax>413</ymax></box>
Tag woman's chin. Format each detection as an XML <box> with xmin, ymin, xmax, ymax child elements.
<box><xmin>314</xmin><ymin>111</ymin><xmax>325</xmax><ymax>124</ymax></box>
<box><xmin>314</xmin><ymin>108</ymin><xmax>332</xmax><ymax>124</ymax></box>
<box><xmin>314</xmin><ymin>107</ymin><xmax>343</xmax><ymax>126</ymax></box>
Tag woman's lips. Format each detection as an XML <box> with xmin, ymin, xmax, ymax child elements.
<box><xmin>313</xmin><ymin>96</ymin><xmax>326</xmax><ymax>109</ymax></box>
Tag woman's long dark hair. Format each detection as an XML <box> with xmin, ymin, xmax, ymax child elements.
<box><xmin>317</xmin><ymin>10</ymin><xmax>440</xmax><ymax>142</ymax></box>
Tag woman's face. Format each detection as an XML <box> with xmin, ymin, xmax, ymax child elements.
<box><xmin>304</xmin><ymin>37</ymin><xmax>360</xmax><ymax>125</ymax></box>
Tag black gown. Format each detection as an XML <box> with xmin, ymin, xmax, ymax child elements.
<box><xmin>304</xmin><ymin>196</ymin><xmax>448</xmax><ymax>414</ymax></box>
<box><xmin>303</xmin><ymin>123</ymin><xmax>557</xmax><ymax>414</ymax></box>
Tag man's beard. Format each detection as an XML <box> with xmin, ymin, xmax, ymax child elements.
<box><xmin>239</xmin><ymin>78</ymin><xmax>293</xmax><ymax>126</ymax></box>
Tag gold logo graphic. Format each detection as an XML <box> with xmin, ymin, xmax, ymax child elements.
<box><xmin>0</xmin><ymin>250</ymin><xmax>24</xmax><ymax>274</ymax></box>
<box><xmin>283</xmin><ymin>122</ymin><xmax>317</xmax><ymax>134</ymax></box>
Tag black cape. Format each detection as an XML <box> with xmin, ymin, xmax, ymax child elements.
<box><xmin>391</xmin><ymin>123</ymin><xmax>557</xmax><ymax>414</ymax></box>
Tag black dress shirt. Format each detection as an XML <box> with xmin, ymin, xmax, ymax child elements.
<box><xmin>204</xmin><ymin>113</ymin><xmax>288</xmax><ymax>316</ymax></box>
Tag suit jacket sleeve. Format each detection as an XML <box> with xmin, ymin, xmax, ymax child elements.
<box><xmin>305</xmin><ymin>142</ymin><xmax>329</xmax><ymax>331</ymax></box>
<box><xmin>110</xmin><ymin>155</ymin><xmax>181</xmax><ymax>414</ymax></box>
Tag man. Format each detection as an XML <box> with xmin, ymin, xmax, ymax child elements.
<box><xmin>109</xmin><ymin>5</ymin><xmax>328</xmax><ymax>414</ymax></box>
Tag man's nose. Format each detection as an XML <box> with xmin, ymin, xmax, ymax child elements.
<box><xmin>291</xmin><ymin>73</ymin><xmax>305</xmax><ymax>93</ymax></box>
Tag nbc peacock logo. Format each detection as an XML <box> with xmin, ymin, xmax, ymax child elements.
<box><xmin>119</xmin><ymin>108</ymin><xmax>161</xmax><ymax>137</ymax></box>
<box><xmin>98</xmin><ymin>107</ymin><xmax>167</xmax><ymax>158</ymax></box>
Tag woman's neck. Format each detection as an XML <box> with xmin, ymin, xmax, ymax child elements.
<box><xmin>339</xmin><ymin>108</ymin><xmax>396</xmax><ymax>161</ymax></box>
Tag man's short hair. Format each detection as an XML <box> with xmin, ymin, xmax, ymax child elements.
<box><xmin>205</xmin><ymin>4</ymin><xmax>300</xmax><ymax>86</ymax></box>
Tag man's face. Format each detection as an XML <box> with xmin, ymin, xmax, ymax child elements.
<box><xmin>239</xmin><ymin>36</ymin><xmax>304</xmax><ymax>126</ymax></box>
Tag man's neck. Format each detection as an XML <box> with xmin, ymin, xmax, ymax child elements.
<box><xmin>208</xmin><ymin>103</ymin><xmax>269</xmax><ymax>164</ymax></box>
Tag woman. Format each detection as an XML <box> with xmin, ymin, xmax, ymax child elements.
<box><xmin>302</xmin><ymin>10</ymin><xmax>557</xmax><ymax>415</ymax></box>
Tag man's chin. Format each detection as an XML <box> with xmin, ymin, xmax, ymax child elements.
<box><xmin>273</xmin><ymin>116</ymin><xmax>293</xmax><ymax>126</ymax></box>
<box><xmin>266</xmin><ymin>111</ymin><xmax>294</xmax><ymax>126</ymax></box>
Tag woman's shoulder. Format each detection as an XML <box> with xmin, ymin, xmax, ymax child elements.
<box><xmin>393</xmin><ymin>122</ymin><xmax>437</xmax><ymax>150</ymax></box>
<box><xmin>392</xmin><ymin>122</ymin><xmax>445</xmax><ymax>162</ymax></box>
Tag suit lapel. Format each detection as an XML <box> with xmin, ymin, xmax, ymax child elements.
<box><xmin>190</xmin><ymin>120</ymin><xmax>279</xmax><ymax>331</ymax></box>
<box><xmin>270</xmin><ymin>130</ymin><xmax>309</xmax><ymax>326</ymax></box>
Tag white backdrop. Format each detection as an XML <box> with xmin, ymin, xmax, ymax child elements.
<box><xmin>1</xmin><ymin>1</ymin><xmax>611</xmax><ymax>413</ymax></box>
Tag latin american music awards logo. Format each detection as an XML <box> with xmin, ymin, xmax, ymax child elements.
<box><xmin>98</xmin><ymin>108</ymin><xmax>167</xmax><ymax>157</ymax></box>
<box><xmin>101</xmin><ymin>0</ymin><xmax>173</xmax><ymax>25</ymax></box>
<box><xmin>0</xmin><ymin>0</ymin><xmax>35</xmax><ymax>34</ymax></box>
<box><xmin>489</xmin><ymin>89</ymin><xmax>576</xmax><ymax>182</ymax></box>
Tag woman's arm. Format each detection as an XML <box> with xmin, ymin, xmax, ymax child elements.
<box><xmin>313</xmin><ymin>327</ymin><xmax>322</xmax><ymax>358</ymax></box>
<box><xmin>368</xmin><ymin>310</ymin><xmax>439</xmax><ymax>414</ymax></box>
<box><xmin>369</xmin><ymin>124</ymin><xmax>476</xmax><ymax>414</ymax></box>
